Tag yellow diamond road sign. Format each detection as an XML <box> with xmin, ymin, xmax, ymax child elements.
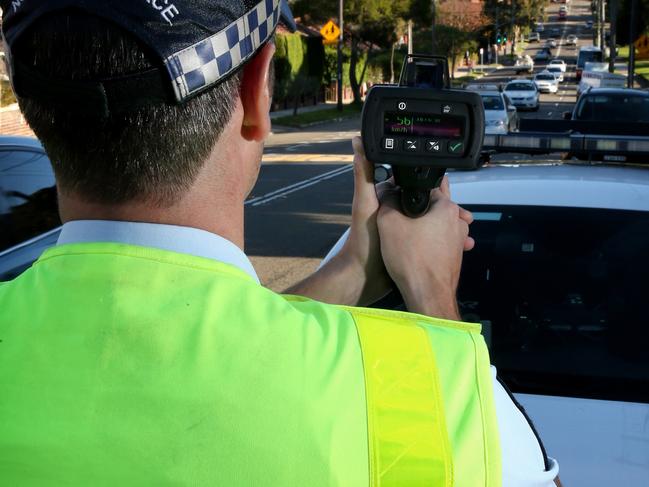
<box><xmin>635</xmin><ymin>34</ymin><xmax>649</xmax><ymax>60</ymax></box>
<box><xmin>320</xmin><ymin>20</ymin><xmax>340</xmax><ymax>43</ymax></box>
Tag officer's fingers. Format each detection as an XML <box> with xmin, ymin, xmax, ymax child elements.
<box><xmin>459</xmin><ymin>206</ymin><xmax>474</xmax><ymax>225</ymax></box>
<box><xmin>464</xmin><ymin>236</ymin><xmax>476</xmax><ymax>252</ymax></box>
<box><xmin>439</xmin><ymin>175</ymin><xmax>451</xmax><ymax>198</ymax></box>
<box><xmin>376</xmin><ymin>176</ymin><xmax>396</xmax><ymax>200</ymax></box>
<box><xmin>352</xmin><ymin>137</ymin><xmax>378</xmax><ymax>209</ymax></box>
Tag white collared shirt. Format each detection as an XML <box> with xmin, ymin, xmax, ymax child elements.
<box><xmin>57</xmin><ymin>220</ymin><xmax>259</xmax><ymax>283</ymax></box>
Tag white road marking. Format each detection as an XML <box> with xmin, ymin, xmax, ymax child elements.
<box><xmin>246</xmin><ymin>165</ymin><xmax>353</xmax><ymax>207</ymax></box>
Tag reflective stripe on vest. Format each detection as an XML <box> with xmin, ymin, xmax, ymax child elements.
<box><xmin>343</xmin><ymin>307</ymin><xmax>501</xmax><ymax>487</ymax></box>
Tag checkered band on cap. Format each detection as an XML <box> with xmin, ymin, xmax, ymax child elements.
<box><xmin>165</xmin><ymin>0</ymin><xmax>280</xmax><ymax>102</ymax></box>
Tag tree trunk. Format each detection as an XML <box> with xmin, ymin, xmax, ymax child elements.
<box><xmin>390</xmin><ymin>42</ymin><xmax>396</xmax><ymax>84</ymax></box>
<box><xmin>349</xmin><ymin>36</ymin><xmax>362</xmax><ymax>104</ymax></box>
<box><xmin>450</xmin><ymin>42</ymin><xmax>456</xmax><ymax>79</ymax></box>
<box><xmin>293</xmin><ymin>87</ymin><xmax>300</xmax><ymax>116</ymax></box>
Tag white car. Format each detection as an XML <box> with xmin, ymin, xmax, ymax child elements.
<box><xmin>448</xmin><ymin>163</ymin><xmax>649</xmax><ymax>487</ymax></box>
<box><xmin>528</xmin><ymin>32</ymin><xmax>540</xmax><ymax>42</ymax></box>
<box><xmin>479</xmin><ymin>91</ymin><xmax>518</xmax><ymax>135</ymax></box>
<box><xmin>546</xmin><ymin>38</ymin><xmax>557</xmax><ymax>48</ymax></box>
<box><xmin>534</xmin><ymin>71</ymin><xmax>559</xmax><ymax>93</ymax></box>
<box><xmin>546</xmin><ymin>66</ymin><xmax>564</xmax><ymax>83</ymax></box>
<box><xmin>566</xmin><ymin>35</ymin><xmax>578</xmax><ymax>46</ymax></box>
<box><xmin>503</xmin><ymin>79</ymin><xmax>540</xmax><ymax>110</ymax></box>
<box><xmin>514</xmin><ymin>55</ymin><xmax>534</xmax><ymax>74</ymax></box>
<box><xmin>548</xmin><ymin>59</ymin><xmax>567</xmax><ymax>72</ymax></box>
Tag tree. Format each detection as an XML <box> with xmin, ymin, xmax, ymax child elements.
<box><xmin>482</xmin><ymin>0</ymin><xmax>545</xmax><ymax>43</ymax></box>
<box><xmin>293</xmin><ymin>0</ymin><xmax>414</xmax><ymax>103</ymax></box>
<box><xmin>616</xmin><ymin>0</ymin><xmax>649</xmax><ymax>44</ymax></box>
<box><xmin>437</xmin><ymin>0</ymin><xmax>488</xmax><ymax>76</ymax></box>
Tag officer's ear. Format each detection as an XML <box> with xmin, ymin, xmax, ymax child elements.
<box><xmin>240</xmin><ymin>42</ymin><xmax>275</xmax><ymax>142</ymax></box>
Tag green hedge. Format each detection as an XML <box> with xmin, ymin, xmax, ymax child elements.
<box><xmin>274</xmin><ymin>32</ymin><xmax>324</xmax><ymax>104</ymax></box>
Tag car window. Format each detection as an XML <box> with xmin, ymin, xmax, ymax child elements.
<box><xmin>458</xmin><ymin>205</ymin><xmax>649</xmax><ymax>403</ymax></box>
<box><xmin>481</xmin><ymin>95</ymin><xmax>505</xmax><ymax>110</ymax></box>
<box><xmin>576</xmin><ymin>94</ymin><xmax>649</xmax><ymax>122</ymax></box>
<box><xmin>536</xmin><ymin>74</ymin><xmax>555</xmax><ymax>80</ymax></box>
<box><xmin>0</xmin><ymin>147</ymin><xmax>60</xmax><ymax>254</ymax></box>
<box><xmin>506</xmin><ymin>83</ymin><xmax>533</xmax><ymax>91</ymax></box>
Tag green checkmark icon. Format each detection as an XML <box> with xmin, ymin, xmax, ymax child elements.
<box><xmin>450</xmin><ymin>142</ymin><xmax>463</xmax><ymax>152</ymax></box>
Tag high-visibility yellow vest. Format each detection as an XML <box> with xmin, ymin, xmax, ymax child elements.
<box><xmin>0</xmin><ymin>243</ymin><xmax>501</xmax><ymax>486</ymax></box>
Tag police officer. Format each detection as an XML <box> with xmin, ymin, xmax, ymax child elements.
<box><xmin>0</xmin><ymin>1</ymin><xmax>560</xmax><ymax>485</ymax></box>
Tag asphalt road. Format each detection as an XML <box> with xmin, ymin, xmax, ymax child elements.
<box><xmin>246</xmin><ymin>0</ymin><xmax>596</xmax><ymax>290</ymax></box>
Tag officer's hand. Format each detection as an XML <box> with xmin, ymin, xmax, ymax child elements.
<box><xmin>335</xmin><ymin>136</ymin><xmax>392</xmax><ymax>305</ymax></box>
<box><xmin>377</xmin><ymin>177</ymin><xmax>473</xmax><ymax>319</ymax></box>
<box><xmin>282</xmin><ymin>137</ymin><xmax>390</xmax><ymax>306</ymax></box>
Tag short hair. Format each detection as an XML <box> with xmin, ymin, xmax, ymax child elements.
<box><xmin>14</xmin><ymin>12</ymin><xmax>242</xmax><ymax>206</ymax></box>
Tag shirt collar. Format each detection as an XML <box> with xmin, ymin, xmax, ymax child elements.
<box><xmin>56</xmin><ymin>220</ymin><xmax>260</xmax><ymax>284</ymax></box>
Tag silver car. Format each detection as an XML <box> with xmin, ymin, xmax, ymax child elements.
<box><xmin>504</xmin><ymin>80</ymin><xmax>540</xmax><ymax>110</ymax></box>
<box><xmin>479</xmin><ymin>91</ymin><xmax>519</xmax><ymax>134</ymax></box>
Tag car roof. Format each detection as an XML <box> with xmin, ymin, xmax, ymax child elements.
<box><xmin>583</xmin><ymin>88</ymin><xmax>649</xmax><ymax>96</ymax></box>
<box><xmin>505</xmin><ymin>80</ymin><xmax>534</xmax><ymax>86</ymax></box>
<box><xmin>450</xmin><ymin>164</ymin><xmax>649</xmax><ymax>212</ymax></box>
<box><xmin>0</xmin><ymin>136</ymin><xmax>44</xmax><ymax>151</ymax></box>
<box><xmin>479</xmin><ymin>91</ymin><xmax>503</xmax><ymax>97</ymax></box>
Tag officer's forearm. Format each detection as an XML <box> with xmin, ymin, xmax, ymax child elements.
<box><xmin>282</xmin><ymin>253</ymin><xmax>367</xmax><ymax>306</ymax></box>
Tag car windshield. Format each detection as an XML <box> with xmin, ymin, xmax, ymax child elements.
<box><xmin>547</xmin><ymin>67</ymin><xmax>561</xmax><ymax>72</ymax></box>
<box><xmin>575</xmin><ymin>94</ymin><xmax>649</xmax><ymax>122</ymax></box>
<box><xmin>578</xmin><ymin>50</ymin><xmax>603</xmax><ymax>68</ymax></box>
<box><xmin>458</xmin><ymin>205</ymin><xmax>649</xmax><ymax>403</ymax></box>
<box><xmin>481</xmin><ymin>95</ymin><xmax>505</xmax><ymax>110</ymax></box>
<box><xmin>506</xmin><ymin>83</ymin><xmax>533</xmax><ymax>91</ymax></box>
<box><xmin>536</xmin><ymin>74</ymin><xmax>555</xmax><ymax>80</ymax></box>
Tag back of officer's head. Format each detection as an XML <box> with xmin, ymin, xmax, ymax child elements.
<box><xmin>15</xmin><ymin>12</ymin><xmax>243</xmax><ymax>206</ymax></box>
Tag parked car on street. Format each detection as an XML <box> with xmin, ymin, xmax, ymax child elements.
<box><xmin>534</xmin><ymin>71</ymin><xmax>559</xmax><ymax>93</ymax></box>
<box><xmin>514</xmin><ymin>54</ymin><xmax>534</xmax><ymax>74</ymax></box>
<box><xmin>0</xmin><ymin>136</ymin><xmax>60</xmax><ymax>281</ymax></box>
<box><xmin>503</xmin><ymin>79</ymin><xmax>540</xmax><ymax>110</ymax></box>
<box><xmin>528</xmin><ymin>32</ymin><xmax>541</xmax><ymax>42</ymax></box>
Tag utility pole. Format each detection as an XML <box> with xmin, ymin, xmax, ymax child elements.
<box><xmin>510</xmin><ymin>0</ymin><xmax>515</xmax><ymax>56</ymax></box>
<box><xmin>595</xmin><ymin>0</ymin><xmax>601</xmax><ymax>48</ymax></box>
<box><xmin>600</xmin><ymin>0</ymin><xmax>606</xmax><ymax>55</ymax></box>
<box><xmin>609</xmin><ymin>0</ymin><xmax>617</xmax><ymax>72</ymax></box>
<box><xmin>337</xmin><ymin>0</ymin><xmax>343</xmax><ymax>111</ymax></box>
<box><xmin>408</xmin><ymin>19</ymin><xmax>413</xmax><ymax>55</ymax></box>
<box><xmin>431</xmin><ymin>0</ymin><xmax>437</xmax><ymax>53</ymax></box>
<box><xmin>628</xmin><ymin>0</ymin><xmax>637</xmax><ymax>88</ymax></box>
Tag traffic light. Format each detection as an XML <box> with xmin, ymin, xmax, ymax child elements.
<box><xmin>503</xmin><ymin>33</ymin><xmax>508</xmax><ymax>43</ymax></box>
<box><xmin>496</xmin><ymin>32</ymin><xmax>501</xmax><ymax>44</ymax></box>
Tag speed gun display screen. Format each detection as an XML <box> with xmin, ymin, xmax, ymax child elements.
<box><xmin>361</xmin><ymin>85</ymin><xmax>484</xmax><ymax>169</ymax></box>
<box><xmin>384</xmin><ymin>112</ymin><xmax>464</xmax><ymax>138</ymax></box>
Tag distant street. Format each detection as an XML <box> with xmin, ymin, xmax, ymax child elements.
<box><xmin>246</xmin><ymin>0</ymin><xmax>594</xmax><ymax>290</ymax></box>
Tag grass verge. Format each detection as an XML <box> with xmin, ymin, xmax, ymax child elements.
<box><xmin>612</xmin><ymin>46</ymin><xmax>649</xmax><ymax>85</ymax></box>
<box><xmin>272</xmin><ymin>104</ymin><xmax>361</xmax><ymax>127</ymax></box>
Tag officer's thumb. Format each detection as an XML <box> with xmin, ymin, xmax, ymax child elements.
<box><xmin>351</xmin><ymin>136</ymin><xmax>378</xmax><ymax>211</ymax></box>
